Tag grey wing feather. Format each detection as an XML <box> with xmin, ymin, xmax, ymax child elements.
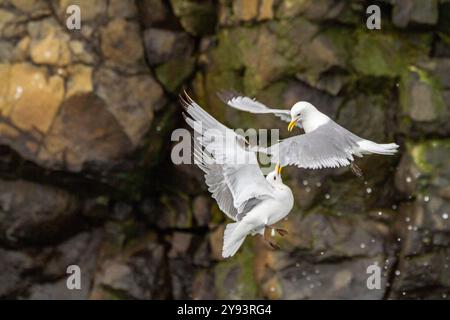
<box><xmin>181</xmin><ymin>92</ymin><xmax>274</xmax><ymax>221</ymax></box>
<box><xmin>267</xmin><ymin>121</ymin><xmax>362</xmax><ymax>169</ymax></box>
<box><xmin>217</xmin><ymin>90</ymin><xmax>302</xmax><ymax>128</ymax></box>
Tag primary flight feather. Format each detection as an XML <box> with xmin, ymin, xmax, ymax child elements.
<box><xmin>181</xmin><ymin>92</ymin><xmax>293</xmax><ymax>258</ymax></box>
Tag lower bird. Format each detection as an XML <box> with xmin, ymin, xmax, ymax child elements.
<box><xmin>181</xmin><ymin>92</ymin><xmax>293</xmax><ymax>258</ymax></box>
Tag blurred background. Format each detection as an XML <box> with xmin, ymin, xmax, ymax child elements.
<box><xmin>0</xmin><ymin>0</ymin><xmax>449</xmax><ymax>299</ymax></box>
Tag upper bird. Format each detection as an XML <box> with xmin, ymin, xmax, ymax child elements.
<box><xmin>218</xmin><ymin>90</ymin><xmax>399</xmax><ymax>174</ymax></box>
<box><xmin>181</xmin><ymin>91</ymin><xmax>293</xmax><ymax>258</ymax></box>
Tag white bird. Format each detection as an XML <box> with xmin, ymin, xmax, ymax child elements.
<box><xmin>180</xmin><ymin>92</ymin><xmax>294</xmax><ymax>258</ymax></box>
<box><xmin>218</xmin><ymin>90</ymin><xmax>399</xmax><ymax>175</ymax></box>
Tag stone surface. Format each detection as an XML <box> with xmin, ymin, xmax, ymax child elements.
<box><xmin>393</xmin><ymin>0</ymin><xmax>439</xmax><ymax>27</ymax></box>
<box><xmin>144</xmin><ymin>28</ymin><xmax>194</xmax><ymax>66</ymax></box>
<box><xmin>0</xmin><ymin>179</ymin><xmax>80</xmax><ymax>245</ymax></box>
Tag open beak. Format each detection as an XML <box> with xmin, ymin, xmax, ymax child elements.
<box><xmin>288</xmin><ymin>119</ymin><xmax>298</xmax><ymax>132</ymax></box>
<box><xmin>275</xmin><ymin>163</ymin><xmax>283</xmax><ymax>175</ymax></box>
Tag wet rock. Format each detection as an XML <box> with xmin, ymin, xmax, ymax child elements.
<box><xmin>91</xmin><ymin>236</ymin><xmax>169</xmax><ymax>299</ymax></box>
<box><xmin>138</xmin><ymin>0</ymin><xmax>169</xmax><ymax>27</ymax></box>
<box><xmin>220</xmin><ymin>0</ymin><xmax>274</xmax><ymax>23</ymax></box>
<box><xmin>143</xmin><ymin>28</ymin><xmax>194</xmax><ymax>66</ymax></box>
<box><xmin>149</xmin><ymin>193</ymin><xmax>192</xmax><ymax>229</ymax></box>
<box><xmin>191</xmin><ymin>269</ymin><xmax>215</xmax><ymax>299</ymax></box>
<box><xmin>400</xmin><ymin>69</ymin><xmax>443</xmax><ymax>122</ymax></box>
<box><xmin>155</xmin><ymin>57</ymin><xmax>196</xmax><ymax>92</ymax></box>
<box><xmin>0</xmin><ymin>179</ymin><xmax>80</xmax><ymax>245</ymax></box>
<box><xmin>275</xmin><ymin>0</ymin><xmax>348</xmax><ymax>21</ymax></box>
<box><xmin>37</xmin><ymin>93</ymin><xmax>132</xmax><ymax>172</ymax></box>
<box><xmin>170</xmin><ymin>0</ymin><xmax>216</xmax><ymax>36</ymax></box>
<box><xmin>55</xmin><ymin>0</ymin><xmax>107</xmax><ymax>23</ymax></box>
<box><xmin>393</xmin><ymin>0</ymin><xmax>438</xmax><ymax>28</ymax></box>
<box><xmin>169</xmin><ymin>232</ymin><xmax>193</xmax><ymax>258</ymax></box>
<box><xmin>26</xmin><ymin>231</ymin><xmax>103</xmax><ymax>299</ymax></box>
<box><xmin>66</xmin><ymin>64</ymin><xmax>93</xmax><ymax>97</ymax></box>
<box><xmin>9</xmin><ymin>0</ymin><xmax>51</xmax><ymax>17</ymax></box>
<box><xmin>389</xmin><ymin>139</ymin><xmax>450</xmax><ymax>298</ymax></box>
<box><xmin>0</xmin><ymin>63</ymin><xmax>64</xmax><ymax>141</ymax></box>
<box><xmin>107</xmin><ymin>0</ymin><xmax>137</xmax><ymax>19</ymax></box>
<box><xmin>28</xmin><ymin>19</ymin><xmax>71</xmax><ymax>66</ymax></box>
<box><xmin>192</xmin><ymin>195</ymin><xmax>212</xmax><ymax>226</ymax></box>
<box><xmin>0</xmin><ymin>248</ymin><xmax>35</xmax><ymax>297</ymax></box>
<box><xmin>266</xmin><ymin>257</ymin><xmax>389</xmax><ymax>299</ymax></box>
<box><xmin>100</xmin><ymin>19</ymin><xmax>144</xmax><ymax>69</ymax></box>
<box><xmin>213</xmin><ymin>242</ymin><xmax>259</xmax><ymax>299</ymax></box>
<box><xmin>94</xmin><ymin>67</ymin><xmax>165</xmax><ymax>147</ymax></box>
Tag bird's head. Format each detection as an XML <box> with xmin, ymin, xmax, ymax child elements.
<box><xmin>288</xmin><ymin>101</ymin><xmax>316</xmax><ymax>131</ymax></box>
<box><xmin>266</xmin><ymin>163</ymin><xmax>283</xmax><ymax>185</ymax></box>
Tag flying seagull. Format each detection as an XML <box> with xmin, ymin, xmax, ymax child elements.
<box><xmin>180</xmin><ymin>92</ymin><xmax>294</xmax><ymax>258</ymax></box>
<box><xmin>218</xmin><ymin>90</ymin><xmax>399</xmax><ymax>175</ymax></box>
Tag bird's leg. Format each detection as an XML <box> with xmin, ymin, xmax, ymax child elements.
<box><xmin>266</xmin><ymin>225</ymin><xmax>288</xmax><ymax>237</ymax></box>
<box><xmin>263</xmin><ymin>227</ymin><xmax>281</xmax><ymax>250</ymax></box>
<box><xmin>351</xmin><ymin>163</ymin><xmax>364</xmax><ymax>178</ymax></box>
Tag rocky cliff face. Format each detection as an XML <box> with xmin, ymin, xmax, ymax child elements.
<box><xmin>0</xmin><ymin>0</ymin><xmax>449</xmax><ymax>299</ymax></box>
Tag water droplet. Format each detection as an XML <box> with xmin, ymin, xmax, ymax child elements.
<box><xmin>14</xmin><ymin>86</ymin><xmax>23</xmax><ymax>99</ymax></box>
<box><xmin>378</xmin><ymin>211</ymin><xmax>383</xmax><ymax>216</ymax></box>
<box><xmin>295</xmin><ymin>263</ymin><xmax>300</xmax><ymax>268</ymax></box>
<box><xmin>305</xmin><ymin>187</ymin><xmax>311</xmax><ymax>193</ymax></box>
<box><xmin>407</xmin><ymin>225</ymin><xmax>412</xmax><ymax>231</ymax></box>
<box><xmin>366</xmin><ymin>187</ymin><xmax>372</xmax><ymax>194</ymax></box>
<box><xmin>270</xmin><ymin>287</ymin><xmax>275</xmax><ymax>292</ymax></box>
<box><xmin>360</xmin><ymin>243</ymin><xmax>366</xmax><ymax>249</ymax></box>
<box><xmin>320</xmin><ymin>251</ymin><xmax>325</xmax><ymax>255</ymax></box>
<box><xmin>402</xmin><ymin>291</ymin><xmax>406</xmax><ymax>296</ymax></box>
<box><xmin>395</xmin><ymin>270</ymin><xmax>401</xmax><ymax>276</ymax></box>
<box><xmin>406</xmin><ymin>176</ymin><xmax>412</xmax><ymax>183</ymax></box>
<box><xmin>395</xmin><ymin>83</ymin><xmax>400</xmax><ymax>87</ymax></box>
<box><xmin>302</xmin><ymin>180</ymin><xmax>308</xmax><ymax>186</ymax></box>
<box><xmin>316</xmin><ymin>182</ymin><xmax>322</xmax><ymax>187</ymax></box>
<box><xmin>443</xmin><ymin>213</ymin><xmax>449</xmax><ymax>220</ymax></box>
<box><xmin>424</xmin><ymin>195</ymin><xmax>430</xmax><ymax>202</ymax></box>
<box><xmin>397</xmin><ymin>238</ymin><xmax>401</xmax><ymax>242</ymax></box>
<box><xmin>392</xmin><ymin>204</ymin><xmax>398</xmax><ymax>210</ymax></box>
<box><xmin>405</xmin><ymin>217</ymin><xmax>410</xmax><ymax>222</ymax></box>
<box><xmin>324</xmin><ymin>193</ymin><xmax>330</xmax><ymax>200</ymax></box>
<box><xmin>442</xmin><ymin>293</ymin><xmax>447</xmax><ymax>299</ymax></box>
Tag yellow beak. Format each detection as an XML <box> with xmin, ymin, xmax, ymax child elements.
<box><xmin>275</xmin><ymin>163</ymin><xmax>283</xmax><ymax>175</ymax></box>
<box><xmin>288</xmin><ymin>119</ymin><xmax>298</xmax><ymax>132</ymax></box>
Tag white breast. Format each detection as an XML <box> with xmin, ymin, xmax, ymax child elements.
<box><xmin>302</xmin><ymin>111</ymin><xmax>330</xmax><ymax>133</ymax></box>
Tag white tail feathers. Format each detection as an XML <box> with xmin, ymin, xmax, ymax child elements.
<box><xmin>357</xmin><ymin>140</ymin><xmax>399</xmax><ymax>155</ymax></box>
<box><xmin>222</xmin><ymin>222</ymin><xmax>247</xmax><ymax>258</ymax></box>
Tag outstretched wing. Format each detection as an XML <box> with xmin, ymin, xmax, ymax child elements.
<box><xmin>181</xmin><ymin>92</ymin><xmax>274</xmax><ymax>221</ymax></box>
<box><xmin>217</xmin><ymin>90</ymin><xmax>302</xmax><ymax>128</ymax></box>
<box><xmin>266</xmin><ymin>121</ymin><xmax>363</xmax><ymax>169</ymax></box>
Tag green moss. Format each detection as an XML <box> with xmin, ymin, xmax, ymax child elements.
<box><xmin>214</xmin><ymin>241</ymin><xmax>259</xmax><ymax>299</ymax></box>
<box><xmin>352</xmin><ymin>31</ymin><xmax>428</xmax><ymax>77</ymax></box>
<box><xmin>155</xmin><ymin>57</ymin><xmax>196</xmax><ymax>93</ymax></box>
<box><xmin>408</xmin><ymin>140</ymin><xmax>450</xmax><ymax>174</ymax></box>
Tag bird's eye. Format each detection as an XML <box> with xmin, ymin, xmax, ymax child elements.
<box><xmin>273</xmin><ymin>177</ymin><xmax>276</xmax><ymax>180</ymax></box>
